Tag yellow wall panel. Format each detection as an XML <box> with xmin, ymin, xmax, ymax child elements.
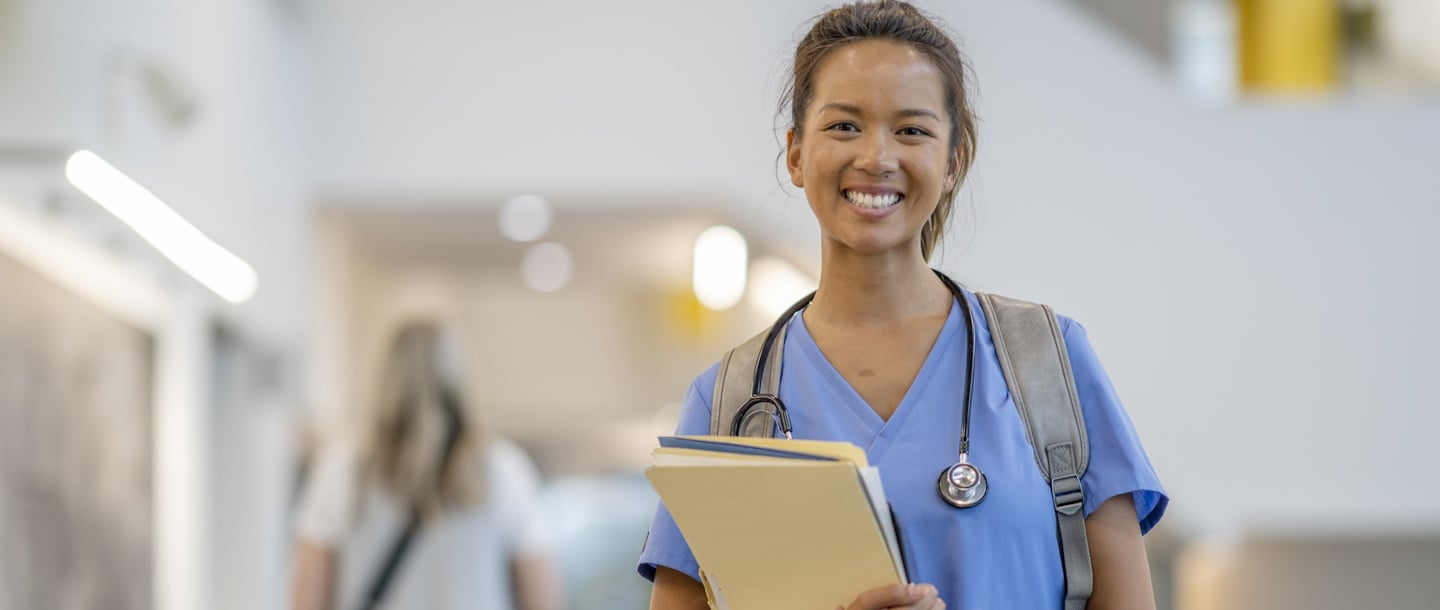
<box><xmin>1236</xmin><ymin>0</ymin><xmax>1341</xmax><ymax>91</ymax></box>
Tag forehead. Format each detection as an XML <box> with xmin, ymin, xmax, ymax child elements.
<box><xmin>808</xmin><ymin>40</ymin><xmax>947</xmax><ymax>115</ymax></box>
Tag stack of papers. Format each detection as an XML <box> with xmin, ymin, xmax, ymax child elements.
<box><xmin>646</xmin><ymin>435</ymin><xmax>908</xmax><ymax>610</ymax></box>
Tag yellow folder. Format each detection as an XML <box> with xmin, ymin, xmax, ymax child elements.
<box><xmin>645</xmin><ymin>436</ymin><xmax>906</xmax><ymax>610</ymax></box>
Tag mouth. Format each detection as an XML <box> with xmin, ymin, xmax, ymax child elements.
<box><xmin>842</xmin><ymin>189</ymin><xmax>904</xmax><ymax>210</ymax></box>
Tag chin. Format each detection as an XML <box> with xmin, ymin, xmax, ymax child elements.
<box><xmin>829</xmin><ymin>233</ymin><xmax>918</xmax><ymax>257</ymax></box>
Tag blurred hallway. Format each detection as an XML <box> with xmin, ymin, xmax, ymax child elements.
<box><xmin>3</xmin><ymin>0</ymin><xmax>1439</xmax><ymax>608</ymax></box>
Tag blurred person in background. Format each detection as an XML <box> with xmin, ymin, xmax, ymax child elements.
<box><xmin>290</xmin><ymin>322</ymin><xmax>562</xmax><ymax>610</ymax></box>
<box><xmin>640</xmin><ymin>2</ymin><xmax>1166</xmax><ymax>609</ymax></box>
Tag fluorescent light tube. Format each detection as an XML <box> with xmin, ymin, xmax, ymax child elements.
<box><xmin>65</xmin><ymin>150</ymin><xmax>257</xmax><ymax>303</ymax></box>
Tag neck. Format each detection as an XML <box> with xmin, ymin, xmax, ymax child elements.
<box><xmin>807</xmin><ymin>243</ymin><xmax>952</xmax><ymax>326</ymax></box>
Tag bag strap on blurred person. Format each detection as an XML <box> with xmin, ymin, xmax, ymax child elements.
<box><xmin>709</xmin><ymin>291</ymin><xmax>1093</xmax><ymax>610</ymax></box>
<box><xmin>361</xmin><ymin>391</ymin><xmax>466</xmax><ymax>610</ymax></box>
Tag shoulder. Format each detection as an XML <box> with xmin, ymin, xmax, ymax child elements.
<box><xmin>971</xmin><ymin>289</ymin><xmax>1088</xmax><ymax>351</ymax></box>
<box><xmin>677</xmin><ymin>320</ymin><xmax>801</xmax><ymax>433</ymax></box>
<box><xmin>1051</xmin><ymin>312</ymin><xmax>1104</xmax><ymax>374</ymax></box>
<box><xmin>665</xmin><ymin>361</ymin><xmax>724</xmax><ymax>437</ymax></box>
<box><xmin>476</xmin><ymin>437</ymin><xmax>545</xmax><ymax>513</ymax></box>
<box><xmin>1056</xmin><ymin>312</ymin><xmax>1083</xmax><ymax>341</ymax></box>
<box><xmin>1044</xmin><ymin>307</ymin><xmax>1109</xmax><ymax>387</ymax></box>
<box><xmin>688</xmin><ymin>362</ymin><xmax>721</xmax><ymax>410</ymax></box>
<box><xmin>971</xmin><ymin>290</ymin><xmax>1107</xmax><ymax>387</ymax></box>
<box><xmin>683</xmin><ymin>322</ymin><xmax>775</xmax><ymax>415</ymax></box>
<box><xmin>485</xmin><ymin>436</ymin><xmax>539</xmax><ymax>480</ymax></box>
<box><xmin>308</xmin><ymin>436</ymin><xmax>363</xmax><ymax>491</ymax></box>
<box><xmin>294</xmin><ymin>437</ymin><xmax>364</xmax><ymax>544</ymax></box>
<box><xmin>698</xmin><ymin>320</ymin><xmax>796</xmax><ymax>410</ymax></box>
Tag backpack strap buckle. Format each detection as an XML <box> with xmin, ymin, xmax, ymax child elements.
<box><xmin>1051</xmin><ymin>472</ymin><xmax>1084</xmax><ymax>516</ymax></box>
<box><xmin>1047</xmin><ymin>442</ymin><xmax>1085</xmax><ymax>515</ymax></box>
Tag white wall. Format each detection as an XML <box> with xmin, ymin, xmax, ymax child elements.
<box><xmin>948</xmin><ymin>0</ymin><xmax>1440</xmax><ymax>535</ymax></box>
<box><xmin>303</xmin><ymin>0</ymin><xmax>825</xmax><ymax>235</ymax></box>
<box><xmin>2</xmin><ymin>1</ymin><xmax>312</xmax><ymax>609</ymax></box>
<box><xmin>306</xmin><ymin>0</ymin><xmax>1440</xmax><ymax>538</ymax></box>
<box><xmin>2</xmin><ymin>0</ymin><xmax>314</xmax><ymax>343</ymax></box>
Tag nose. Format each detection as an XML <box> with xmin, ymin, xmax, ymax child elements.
<box><xmin>853</xmin><ymin>132</ymin><xmax>899</xmax><ymax>177</ymax></box>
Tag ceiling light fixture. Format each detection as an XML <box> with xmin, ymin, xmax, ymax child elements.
<box><xmin>65</xmin><ymin>150</ymin><xmax>257</xmax><ymax>303</ymax></box>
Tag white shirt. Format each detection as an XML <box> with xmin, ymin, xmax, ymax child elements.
<box><xmin>296</xmin><ymin>437</ymin><xmax>548</xmax><ymax>610</ymax></box>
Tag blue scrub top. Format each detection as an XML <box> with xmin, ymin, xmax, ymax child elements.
<box><xmin>638</xmin><ymin>289</ymin><xmax>1168</xmax><ymax>608</ymax></box>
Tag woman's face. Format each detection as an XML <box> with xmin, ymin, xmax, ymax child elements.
<box><xmin>787</xmin><ymin>40</ymin><xmax>957</xmax><ymax>259</ymax></box>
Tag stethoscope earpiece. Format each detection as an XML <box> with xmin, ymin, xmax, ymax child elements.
<box><xmin>937</xmin><ymin>458</ymin><xmax>988</xmax><ymax>508</ymax></box>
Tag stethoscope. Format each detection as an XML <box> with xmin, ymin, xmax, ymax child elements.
<box><xmin>731</xmin><ymin>270</ymin><xmax>988</xmax><ymax>509</ymax></box>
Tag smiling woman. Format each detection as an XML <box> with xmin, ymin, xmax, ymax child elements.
<box><xmin>786</xmin><ymin>39</ymin><xmax>960</xmax><ymax>263</ymax></box>
<box><xmin>638</xmin><ymin>2</ymin><xmax>1167</xmax><ymax>610</ymax></box>
<box><xmin>781</xmin><ymin>3</ymin><xmax>977</xmax><ymax>263</ymax></box>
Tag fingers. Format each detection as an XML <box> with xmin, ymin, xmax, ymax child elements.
<box><xmin>912</xmin><ymin>593</ymin><xmax>946</xmax><ymax>610</ymax></box>
<box><xmin>846</xmin><ymin>583</ymin><xmax>939</xmax><ymax>610</ymax></box>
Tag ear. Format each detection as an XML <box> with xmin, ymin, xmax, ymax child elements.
<box><xmin>786</xmin><ymin>129</ymin><xmax>804</xmax><ymax>188</ymax></box>
<box><xmin>944</xmin><ymin>146</ymin><xmax>963</xmax><ymax>192</ymax></box>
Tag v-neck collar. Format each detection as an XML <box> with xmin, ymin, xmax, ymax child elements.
<box><xmin>790</xmin><ymin>297</ymin><xmax>964</xmax><ymax>443</ymax></box>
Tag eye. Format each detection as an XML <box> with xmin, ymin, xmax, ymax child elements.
<box><xmin>824</xmin><ymin>121</ymin><xmax>859</xmax><ymax>133</ymax></box>
<box><xmin>898</xmin><ymin>126</ymin><xmax>933</xmax><ymax>137</ymax></box>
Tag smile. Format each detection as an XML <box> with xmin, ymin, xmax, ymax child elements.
<box><xmin>842</xmin><ymin>189</ymin><xmax>903</xmax><ymax>209</ymax></box>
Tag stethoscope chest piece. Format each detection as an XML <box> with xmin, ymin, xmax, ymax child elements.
<box><xmin>937</xmin><ymin>459</ymin><xmax>988</xmax><ymax>508</ymax></box>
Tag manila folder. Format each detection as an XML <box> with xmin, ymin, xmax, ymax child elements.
<box><xmin>646</xmin><ymin>461</ymin><xmax>903</xmax><ymax>610</ymax></box>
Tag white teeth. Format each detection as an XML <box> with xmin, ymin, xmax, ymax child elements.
<box><xmin>845</xmin><ymin>190</ymin><xmax>901</xmax><ymax>209</ymax></box>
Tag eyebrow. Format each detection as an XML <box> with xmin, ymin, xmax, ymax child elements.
<box><xmin>816</xmin><ymin>102</ymin><xmax>942</xmax><ymax>122</ymax></box>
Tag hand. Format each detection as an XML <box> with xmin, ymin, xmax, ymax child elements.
<box><xmin>838</xmin><ymin>583</ymin><xmax>945</xmax><ymax>610</ymax></box>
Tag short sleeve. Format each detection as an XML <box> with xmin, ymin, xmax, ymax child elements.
<box><xmin>1061</xmin><ymin>317</ymin><xmax>1169</xmax><ymax>535</ymax></box>
<box><xmin>488</xmin><ymin>439</ymin><xmax>550</xmax><ymax>555</ymax></box>
<box><xmin>294</xmin><ymin>439</ymin><xmax>359</xmax><ymax>546</ymax></box>
<box><xmin>635</xmin><ymin>365</ymin><xmax>718</xmax><ymax>583</ymax></box>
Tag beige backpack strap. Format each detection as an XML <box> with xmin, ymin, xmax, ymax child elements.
<box><xmin>710</xmin><ymin>326</ymin><xmax>785</xmax><ymax>437</ymax></box>
<box><xmin>977</xmin><ymin>292</ymin><xmax>1091</xmax><ymax>610</ymax></box>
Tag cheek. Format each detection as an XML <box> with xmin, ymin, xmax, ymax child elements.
<box><xmin>909</xmin><ymin>150</ymin><xmax>950</xmax><ymax>185</ymax></box>
<box><xmin>802</xmin><ymin>141</ymin><xmax>839</xmax><ymax>171</ymax></box>
<box><xmin>798</xmin><ymin>145</ymin><xmax>844</xmax><ymax>192</ymax></box>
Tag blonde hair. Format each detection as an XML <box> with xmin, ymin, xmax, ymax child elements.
<box><xmin>361</xmin><ymin>322</ymin><xmax>484</xmax><ymax>518</ymax></box>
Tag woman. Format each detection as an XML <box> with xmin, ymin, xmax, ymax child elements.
<box><xmin>291</xmin><ymin>322</ymin><xmax>561</xmax><ymax>610</ymax></box>
<box><xmin>638</xmin><ymin>2</ymin><xmax>1167</xmax><ymax>609</ymax></box>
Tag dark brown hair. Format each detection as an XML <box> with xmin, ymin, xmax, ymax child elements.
<box><xmin>781</xmin><ymin>0</ymin><xmax>978</xmax><ymax>260</ymax></box>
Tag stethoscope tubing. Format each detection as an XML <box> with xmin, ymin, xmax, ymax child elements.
<box><xmin>737</xmin><ymin>270</ymin><xmax>978</xmax><ymax>456</ymax></box>
<box><xmin>734</xmin><ymin>269</ymin><xmax>988</xmax><ymax>508</ymax></box>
